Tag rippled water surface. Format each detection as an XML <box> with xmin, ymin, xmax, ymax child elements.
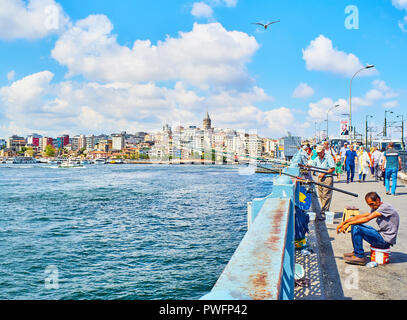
<box><xmin>0</xmin><ymin>164</ymin><xmax>274</xmax><ymax>300</ymax></box>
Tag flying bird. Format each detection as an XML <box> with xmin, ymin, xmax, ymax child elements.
<box><xmin>251</xmin><ymin>20</ymin><xmax>280</xmax><ymax>30</ymax></box>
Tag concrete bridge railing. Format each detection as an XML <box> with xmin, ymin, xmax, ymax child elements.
<box><xmin>201</xmin><ymin>152</ymin><xmax>303</xmax><ymax>300</ymax></box>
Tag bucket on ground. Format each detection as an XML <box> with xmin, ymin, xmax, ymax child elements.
<box><xmin>325</xmin><ymin>212</ymin><xmax>335</xmax><ymax>224</ymax></box>
<box><xmin>307</xmin><ymin>212</ymin><xmax>316</xmax><ymax>221</ymax></box>
<box><xmin>370</xmin><ymin>246</ymin><xmax>391</xmax><ymax>265</ymax></box>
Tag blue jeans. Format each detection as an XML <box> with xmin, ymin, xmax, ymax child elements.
<box><xmin>351</xmin><ymin>225</ymin><xmax>390</xmax><ymax>258</ymax></box>
<box><xmin>346</xmin><ymin>163</ymin><xmax>355</xmax><ymax>182</ymax></box>
<box><xmin>385</xmin><ymin>168</ymin><xmax>398</xmax><ymax>195</ymax></box>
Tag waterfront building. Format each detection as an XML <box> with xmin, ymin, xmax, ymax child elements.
<box><xmin>7</xmin><ymin>135</ymin><xmax>26</xmax><ymax>153</ymax></box>
<box><xmin>112</xmin><ymin>134</ymin><xmax>125</xmax><ymax>151</ymax></box>
<box><xmin>79</xmin><ymin>134</ymin><xmax>86</xmax><ymax>150</ymax></box>
<box><xmin>40</xmin><ymin>137</ymin><xmax>53</xmax><ymax>152</ymax></box>
<box><xmin>27</xmin><ymin>134</ymin><xmax>42</xmax><ymax>147</ymax></box>
<box><xmin>247</xmin><ymin>134</ymin><xmax>263</xmax><ymax>160</ymax></box>
<box><xmin>71</xmin><ymin>135</ymin><xmax>80</xmax><ymax>151</ymax></box>
<box><xmin>56</xmin><ymin>135</ymin><xmax>69</xmax><ymax>149</ymax></box>
<box><xmin>86</xmin><ymin>135</ymin><xmax>95</xmax><ymax>150</ymax></box>
<box><xmin>263</xmin><ymin>138</ymin><xmax>279</xmax><ymax>158</ymax></box>
<box><xmin>96</xmin><ymin>139</ymin><xmax>112</xmax><ymax>152</ymax></box>
<box><xmin>279</xmin><ymin>133</ymin><xmax>302</xmax><ymax>160</ymax></box>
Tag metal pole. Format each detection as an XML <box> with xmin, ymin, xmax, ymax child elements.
<box><xmin>403</xmin><ymin>117</ymin><xmax>405</xmax><ymax>150</ymax></box>
<box><xmin>366</xmin><ymin>117</ymin><xmax>368</xmax><ymax>147</ymax></box>
<box><xmin>350</xmin><ymin>65</ymin><xmax>375</xmax><ymax>143</ymax></box>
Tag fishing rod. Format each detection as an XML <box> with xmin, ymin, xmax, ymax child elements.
<box><xmin>298</xmin><ymin>163</ymin><xmax>333</xmax><ymax>173</ymax></box>
<box><xmin>257</xmin><ymin>165</ymin><xmax>359</xmax><ymax>198</ymax></box>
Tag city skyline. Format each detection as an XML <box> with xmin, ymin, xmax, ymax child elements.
<box><xmin>0</xmin><ymin>1</ymin><xmax>406</xmax><ymax>140</ymax></box>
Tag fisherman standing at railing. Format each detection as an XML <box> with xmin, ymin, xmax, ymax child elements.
<box><xmin>307</xmin><ymin>145</ymin><xmax>336</xmax><ymax>221</ymax></box>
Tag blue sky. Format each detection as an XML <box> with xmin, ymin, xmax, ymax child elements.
<box><xmin>0</xmin><ymin>0</ymin><xmax>406</xmax><ymax>140</ymax></box>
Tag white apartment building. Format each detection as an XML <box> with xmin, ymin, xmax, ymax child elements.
<box><xmin>112</xmin><ymin>134</ymin><xmax>125</xmax><ymax>151</ymax></box>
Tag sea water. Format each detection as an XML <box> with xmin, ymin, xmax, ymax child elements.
<box><xmin>0</xmin><ymin>164</ymin><xmax>274</xmax><ymax>300</ymax></box>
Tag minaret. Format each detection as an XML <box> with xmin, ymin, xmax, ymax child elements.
<box><xmin>203</xmin><ymin>111</ymin><xmax>212</xmax><ymax>130</ymax></box>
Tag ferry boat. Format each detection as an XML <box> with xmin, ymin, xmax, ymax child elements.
<box><xmin>5</xmin><ymin>157</ymin><xmax>38</xmax><ymax>164</ymax></box>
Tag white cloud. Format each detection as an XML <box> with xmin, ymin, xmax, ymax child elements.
<box><xmin>0</xmin><ymin>71</ymin><xmax>54</xmax><ymax>113</ymax></box>
<box><xmin>208</xmin><ymin>0</ymin><xmax>238</xmax><ymax>7</ymax></box>
<box><xmin>392</xmin><ymin>0</ymin><xmax>407</xmax><ymax>31</ymax></box>
<box><xmin>302</xmin><ymin>35</ymin><xmax>375</xmax><ymax>77</ymax></box>
<box><xmin>1</xmin><ymin>71</ymin><xmax>284</xmax><ymax>137</ymax></box>
<box><xmin>0</xmin><ymin>0</ymin><xmax>70</xmax><ymax>40</ymax></box>
<box><xmin>307</xmin><ymin>80</ymin><xmax>399</xmax><ymax>122</ymax></box>
<box><xmin>51</xmin><ymin>16</ymin><xmax>259</xmax><ymax>89</ymax></box>
<box><xmin>191</xmin><ymin>2</ymin><xmax>214</xmax><ymax>18</ymax></box>
<box><xmin>383</xmin><ymin>100</ymin><xmax>399</xmax><ymax>109</ymax></box>
<box><xmin>308</xmin><ymin>98</ymin><xmax>348</xmax><ymax>122</ymax></box>
<box><xmin>292</xmin><ymin>83</ymin><xmax>315</xmax><ymax>99</ymax></box>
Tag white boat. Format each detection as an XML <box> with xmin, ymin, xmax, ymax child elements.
<box><xmin>94</xmin><ymin>158</ymin><xmax>107</xmax><ymax>165</ymax></box>
<box><xmin>58</xmin><ymin>162</ymin><xmax>84</xmax><ymax>168</ymax></box>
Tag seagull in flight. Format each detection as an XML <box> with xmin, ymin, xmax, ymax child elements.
<box><xmin>251</xmin><ymin>20</ymin><xmax>280</xmax><ymax>30</ymax></box>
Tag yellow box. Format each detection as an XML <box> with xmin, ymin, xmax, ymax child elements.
<box><xmin>342</xmin><ymin>207</ymin><xmax>360</xmax><ymax>233</ymax></box>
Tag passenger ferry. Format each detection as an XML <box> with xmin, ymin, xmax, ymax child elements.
<box><xmin>4</xmin><ymin>157</ymin><xmax>38</xmax><ymax>164</ymax></box>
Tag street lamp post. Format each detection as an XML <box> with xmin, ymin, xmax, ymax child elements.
<box><xmin>349</xmin><ymin>65</ymin><xmax>375</xmax><ymax>142</ymax></box>
<box><xmin>384</xmin><ymin>110</ymin><xmax>394</xmax><ymax>137</ymax></box>
<box><xmin>327</xmin><ymin>104</ymin><xmax>340</xmax><ymax>140</ymax></box>
<box><xmin>366</xmin><ymin>115</ymin><xmax>373</xmax><ymax>148</ymax></box>
<box><xmin>397</xmin><ymin>115</ymin><xmax>405</xmax><ymax>150</ymax></box>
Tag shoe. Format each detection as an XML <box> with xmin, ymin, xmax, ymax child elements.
<box><xmin>386</xmin><ymin>191</ymin><xmax>391</xmax><ymax>195</ymax></box>
<box><xmin>344</xmin><ymin>255</ymin><xmax>366</xmax><ymax>266</ymax></box>
<box><xmin>343</xmin><ymin>252</ymin><xmax>355</xmax><ymax>258</ymax></box>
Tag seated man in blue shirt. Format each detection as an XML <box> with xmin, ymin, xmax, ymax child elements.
<box><xmin>337</xmin><ymin>192</ymin><xmax>400</xmax><ymax>265</ymax></box>
<box><xmin>307</xmin><ymin>145</ymin><xmax>336</xmax><ymax>221</ymax></box>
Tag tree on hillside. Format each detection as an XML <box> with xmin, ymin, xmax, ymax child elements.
<box><xmin>45</xmin><ymin>145</ymin><xmax>56</xmax><ymax>157</ymax></box>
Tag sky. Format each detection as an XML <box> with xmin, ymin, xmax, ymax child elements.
<box><xmin>0</xmin><ymin>0</ymin><xmax>406</xmax><ymax>140</ymax></box>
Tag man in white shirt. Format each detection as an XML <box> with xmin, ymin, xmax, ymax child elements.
<box><xmin>371</xmin><ymin>147</ymin><xmax>382</xmax><ymax>181</ymax></box>
<box><xmin>323</xmin><ymin>141</ymin><xmax>337</xmax><ymax>158</ymax></box>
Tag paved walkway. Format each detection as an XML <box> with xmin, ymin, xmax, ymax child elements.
<box><xmin>314</xmin><ymin>173</ymin><xmax>407</xmax><ymax>300</ymax></box>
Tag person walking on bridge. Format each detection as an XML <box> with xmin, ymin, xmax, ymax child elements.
<box><xmin>381</xmin><ymin>142</ymin><xmax>402</xmax><ymax>196</ymax></box>
<box><xmin>344</xmin><ymin>144</ymin><xmax>358</xmax><ymax>184</ymax></box>
<box><xmin>307</xmin><ymin>145</ymin><xmax>336</xmax><ymax>221</ymax></box>
<box><xmin>337</xmin><ymin>192</ymin><xmax>399</xmax><ymax>266</ymax></box>
<box><xmin>371</xmin><ymin>147</ymin><xmax>382</xmax><ymax>181</ymax></box>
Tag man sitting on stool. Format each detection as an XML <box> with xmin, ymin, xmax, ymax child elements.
<box><xmin>336</xmin><ymin>192</ymin><xmax>400</xmax><ymax>265</ymax></box>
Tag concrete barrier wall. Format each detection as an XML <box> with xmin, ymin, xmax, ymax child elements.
<box><xmin>201</xmin><ymin>152</ymin><xmax>302</xmax><ymax>300</ymax></box>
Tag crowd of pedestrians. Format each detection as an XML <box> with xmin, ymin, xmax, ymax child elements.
<box><xmin>301</xmin><ymin>141</ymin><xmax>403</xmax><ymax>196</ymax></box>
